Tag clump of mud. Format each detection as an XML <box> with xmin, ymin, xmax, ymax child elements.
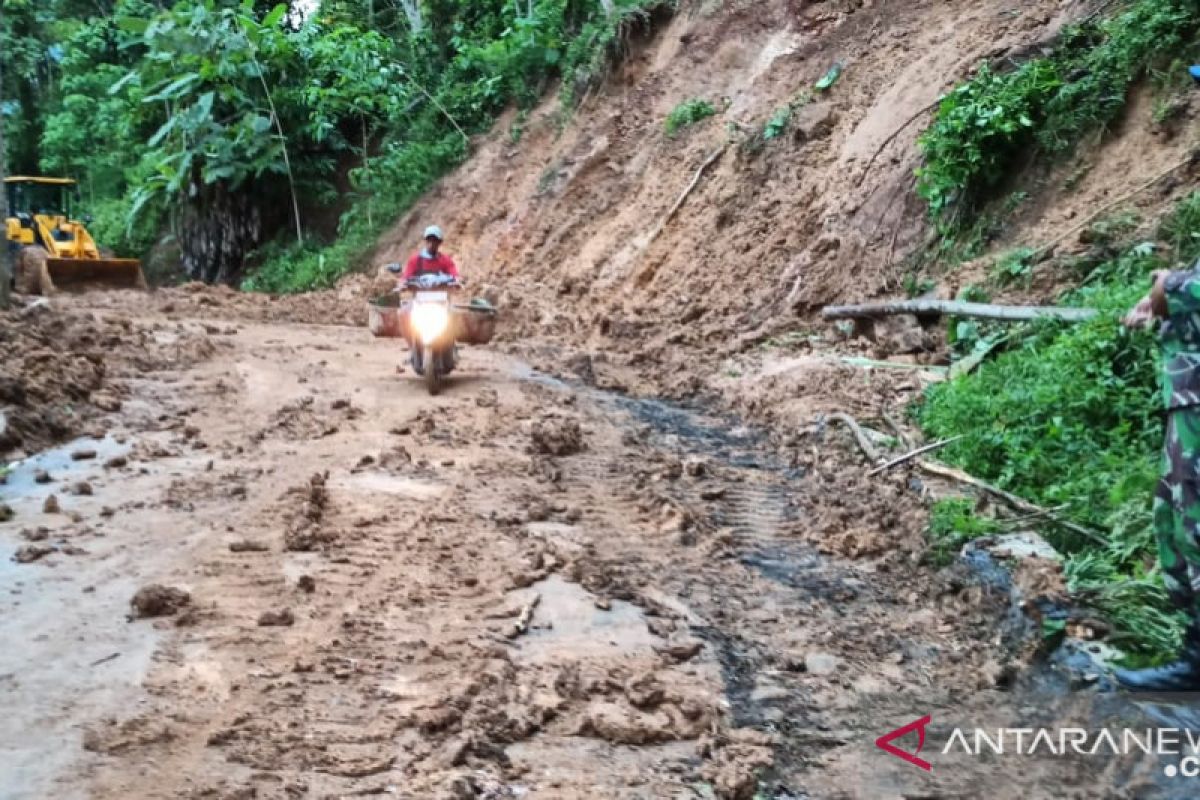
<box><xmin>283</xmin><ymin>472</ymin><xmax>338</xmax><ymax>551</ymax></box>
<box><xmin>129</xmin><ymin>585</ymin><xmax>192</xmax><ymax>619</ymax></box>
<box><xmin>529</xmin><ymin>415</ymin><xmax>585</xmax><ymax>456</ymax></box>
<box><xmin>0</xmin><ymin>300</ymin><xmax>222</xmax><ymax>457</ymax></box>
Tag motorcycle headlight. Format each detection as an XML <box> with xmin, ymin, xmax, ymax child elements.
<box><xmin>412</xmin><ymin>303</ymin><xmax>449</xmax><ymax>344</ymax></box>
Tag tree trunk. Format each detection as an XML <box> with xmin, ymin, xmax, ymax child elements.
<box><xmin>175</xmin><ymin>180</ymin><xmax>263</xmax><ymax>285</ymax></box>
<box><xmin>821</xmin><ymin>299</ymin><xmax>1099</xmax><ymax>324</ymax></box>
<box><xmin>0</xmin><ymin>55</ymin><xmax>10</xmax><ymax>310</ymax></box>
<box><xmin>400</xmin><ymin>0</ymin><xmax>423</xmax><ymax>33</ymax></box>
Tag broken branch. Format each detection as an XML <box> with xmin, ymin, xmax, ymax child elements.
<box><xmin>822</xmin><ymin>299</ymin><xmax>1098</xmax><ymax>324</ymax></box>
<box><xmin>646</xmin><ymin>145</ymin><xmax>727</xmax><ymax>247</ymax></box>
<box><xmin>867</xmin><ymin>435</ymin><xmax>963</xmax><ymax>476</ymax></box>
<box><xmin>916</xmin><ymin>460</ymin><xmax>1106</xmax><ymax>545</ymax></box>
<box><xmin>506</xmin><ymin>593</ymin><xmax>541</xmax><ymax>639</ymax></box>
<box><xmin>855</xmin><ymin>97</ymin><xmax>942</xmax><ymax>187</ymax></box>
<box><xmin>828</xmin><ymin>412</ymin><xmax>881</xmax><ymax>463</ymax></box>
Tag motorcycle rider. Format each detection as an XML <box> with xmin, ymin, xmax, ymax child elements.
<box><xmin>402</xmin><ymin>225</ymin><xmax>459</xmax><ymax>281</ymax></box>
<box><xmin>396</xmin><ymin>225</ymin><xmax>460</xmax><ymax>376</ymax></box>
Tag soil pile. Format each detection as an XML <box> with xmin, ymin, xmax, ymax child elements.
<box><xmin>0</xmin><ymin>299</ymin><xmax>221</xmax><ymax>457</ymax></box>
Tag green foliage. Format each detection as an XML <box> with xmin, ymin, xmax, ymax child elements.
<box><xmin>916</xmin><ymin>0</ymin><xmax>1200</xmax><ymax>221</ymax></box>
<box><xmin>664</xmin><ymin>98</ymin><xmax>716</xmax><ymax>137</ymax></box>
<box><xmin>813</xmin><ymin>62</ymin><xmax>842</xmax><ymax>92</ymax></box>
<box><xmin>990</xmin><ymin>247</ymin><xmax>1036</xmax><ymax>286</ymax></box>
<box><xmin>927</xmin><ymin>498</ymin><xmax>1000</xmax><ymax>566</ymax></box>
<box><xmin>86</xmin><ymin>194</ymin><xmax>162</xmax><ymax>257</ymax></box>
<box><xmin>1159</xmin><ymin>191</ymin><xmax>1200</xmax><ymax>265</ymax></box>
<box><xmin>915</xmin><ymin>197</ymin><xmax>1200</xmax><ymax>656</ymax></box>
<box><xmin>247</xmin><ymin>0</ymin><xmax>676</xmax><ymax>292</ymax></box>
<box><xmin>6</xmin><ymin>0</ymin><xmax>677</xmax><ymax>288</ymax></box>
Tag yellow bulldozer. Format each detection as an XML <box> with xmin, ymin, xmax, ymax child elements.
<box><xmin>4</xmin><ymin>176</ymin><xmax>146</xmax><ymax>294</ymax></box>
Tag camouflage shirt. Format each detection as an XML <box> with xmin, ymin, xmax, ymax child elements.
<box><xmin>1161</xmin><ymin>268</ymin><xmax>1200</xmax><ymax>410</ymax></box>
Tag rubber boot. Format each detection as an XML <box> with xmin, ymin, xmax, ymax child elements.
<box><xmin>1115</xmin><ymin>619</ymin><xmax>1200</xmax><ymax>692</ymax></box>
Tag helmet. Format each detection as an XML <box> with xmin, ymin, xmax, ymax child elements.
<box><xmin>423</xmin><ymin>225</ymin><xmax>444</xmax><ymax>241</ymax></box>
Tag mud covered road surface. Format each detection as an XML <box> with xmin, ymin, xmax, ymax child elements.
<box><xmin>1</xmin><ymin>303</ymin><xmax>1196</xmax><ymax>799</ymax></box>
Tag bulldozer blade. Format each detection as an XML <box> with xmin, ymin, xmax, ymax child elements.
<box><xmin>43</xmin><ymin>258</ymin><xmax>147</xmax><ymax>292</ymax></box>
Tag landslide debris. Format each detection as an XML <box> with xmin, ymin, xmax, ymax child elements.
<box><xmin>0</xmin><ymin>300</ymin><xmax>221</xmax><ymax>457</ymax></box>
<box><xmin>129</xmin><ymin>585</ymin><xmax>192</xmax><ymax>619</ymax></box>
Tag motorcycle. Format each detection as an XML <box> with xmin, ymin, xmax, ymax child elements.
<box><xmin>386</xmin><ymin>266</ymin><xmax>462</xmax><ymax>395</ymax></box>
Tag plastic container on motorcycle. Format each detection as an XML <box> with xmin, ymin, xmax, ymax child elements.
<box><xmin>368</xmin><ymin>293</ymin><xmax>404</xmax><ymax>338</ymax></box>
<box><xmin>368</xmin><ymin>291</ymin><xmax>497</xmax><ymax>345</ymax></box>
<box><xmin>454</xmin><ymin>299</ymin><xmax>496</xmax><ymax>345</ymax></box>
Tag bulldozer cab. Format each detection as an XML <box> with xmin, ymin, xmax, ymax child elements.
<box><xmin>6</xmin><ymin>176</ymin><xmax>75</xmax><ymax>218</ymax></box>
<box><xmin>4</xmin><ymin>176</ymin><xmax>145</xmax><ymax>294</ymax></box>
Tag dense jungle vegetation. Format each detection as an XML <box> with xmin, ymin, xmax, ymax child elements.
<box><xmin>1</xmin><ymin>0</ymin><xmax>673</xmax><ymax>288</ymax></box>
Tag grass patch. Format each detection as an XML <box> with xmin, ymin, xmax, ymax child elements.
<box><xmin>664</xmin><ymin>98</ymin><xmax>716</xmax><ymax>137</ymax></box>
<box><xmin>927</xmin><ymin>497</ymin><xmax>1001</xmax><ymax>566</ymax></box>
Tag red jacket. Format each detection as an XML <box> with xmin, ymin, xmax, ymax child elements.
<box><xmin>402</xmin><ymin>251</ymin><xmax>459</xmax><ymax>280</ymax></box>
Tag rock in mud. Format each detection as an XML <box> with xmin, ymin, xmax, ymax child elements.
<box><xmin>104</xmin><ymin>455</ymin><xmax>128</xmax><ymax>469</ymax></box>
<box><xmin>257</xmin><ymin>608</ymin><xmax>295</xmax><ymax>627</ymax></box>
<box><xmin>0</xmin><ymin>503</ymin><xmax>13</xmax><ymax>522</ymax></box>
<box><xmin>42</xmin><ymin>494</ymin><xmax>61</xmax><ymax>514</ymax></box>
<box><xmin>229</xmin><ymin>539</ymin><xmax>269</xmax><ymax>553</ymax></box>
<box><xmin>475</xmin><ymin>388</ymin><xmax>499</xmax><ymax>408</ymax></box>
<box><xmin>297</xmin><ymin>574</ymin><xmax>316</xmax><ymax>593</ymax></box>
<box><xmin>34</xmin><ymin>469</ymin><xmax>52</xmax><ymax>484</ymax></box>
<box><xmin>20</xmin><ymin>527</ymin><xmax>49</xmax><ymax>541</ymax></box>
<box><xmin>71</xmin><ymin>481</ymin><xmax>93</xmax><ymax>496</ymax></box>
<box><xmin>655</xmin><ymin>639</ymin><xmax>704</xmax><ymax>663</ymax></box>
<box><xmin>71</xmin><ymin>447</ymin><xmax>97</xmax><ymax>461</ymax></box>
<box><xmin>130</xmin><ymin>585</ymin><xmax>192</xmax><ymax>619</ymax></box>
<box><xmin>82</xmin><ymin>717</ymin><xmax>175</xmax><ymax>755</ymax></box>
<box><xmin>14</xmin><ymin>544</ymin><xmax>55</xmax><ymax>563</ymax></box>
<box><xmin>529</xmin><ymin>416</ymin><xmax>585</xmax><ymax>456</ymax></box>
<box><xmin>582</xmin><ymin>701</ymin><xmax>674</xmax><ymax>745</ymax></box>
<box><xmin>792</xmin><ymin>101</ymin><xmax>837</xmax><ymax>141</ymax></box>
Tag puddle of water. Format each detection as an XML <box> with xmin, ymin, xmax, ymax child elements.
<box><xmin>332</xmin><ymin>472</ymin><xmax>446</xmax><ymax>499</ymax></box>
<box><xmin>2</xmin><ymin>435</ymin><xmax>128</xmax><ymax>497</ymax></box>
<box><xmin>517</xmin><ymin>575</ymin><xmax>658</xmax><ymax>664</ymax></box>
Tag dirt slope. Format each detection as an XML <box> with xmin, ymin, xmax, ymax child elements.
<box><xmin>369</xmin><ymin>0</ymin><xmax>1200</xmax><ymax>411</ymax></box>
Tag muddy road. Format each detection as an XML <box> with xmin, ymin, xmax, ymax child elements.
<box><xmin>0</xmin><ymin>304</ymin><xmax>1192</xmax><ymax>799</ymax></box>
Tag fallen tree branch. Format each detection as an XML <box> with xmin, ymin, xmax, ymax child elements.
<box><xmin>828</xmin><ymin>412</ymin><xmax>881</xmax><ymax>463</ymax></box>
<box><xmin>823</xmin><ymin>299</ymin><xmax>1098</xmax><ymax>324</ymax></box>
<box><xmin>506</xmin><ymin>593</ymin><xmax>541</xmax><ymax>639</ymax></box>
<box><xmin>645</xmin><ymin>145</ymin><xmax>727</xmax><ymax>247</ymax></box>
<box><xmin>828</xmin><ymin>411</ymin><xmax>1105</xmax><ymax>545</ymax></box>
<box><xmin>867</xmin><ymin>436</ymin><xmax>963</xmax><ymax>476</ymax></box>
<box><xmin>916</xmin><ymin>460</ymin><xmax>1106</xmax><ymax>545</ymax></box>
<box><xmin>880</xmin><ymin>412</ymin><xmax>913</xmax><ymax>450</ymax></box>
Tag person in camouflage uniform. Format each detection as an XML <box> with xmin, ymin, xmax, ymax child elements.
<box><xmin>1116</xmin><ymin>265</ymin><xmax>1200</xmax><ymax>691</ymax></box>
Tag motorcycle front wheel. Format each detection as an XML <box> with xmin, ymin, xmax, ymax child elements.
<box><xmin>424</xmin><ymin>345</ymin><xmax>441</xmax><ymax>396</ymax></box>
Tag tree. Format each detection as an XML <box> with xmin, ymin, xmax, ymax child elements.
<box><xmin>0</xmin><ymin>53</ymin><xmax>10</xmax><ymax>310</ymax></box>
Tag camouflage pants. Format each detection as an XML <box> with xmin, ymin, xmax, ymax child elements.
<box><xmin>1155</xmin><ymin>409</ymin><xmax>1200</xmax><ymax>619</ymax></box>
